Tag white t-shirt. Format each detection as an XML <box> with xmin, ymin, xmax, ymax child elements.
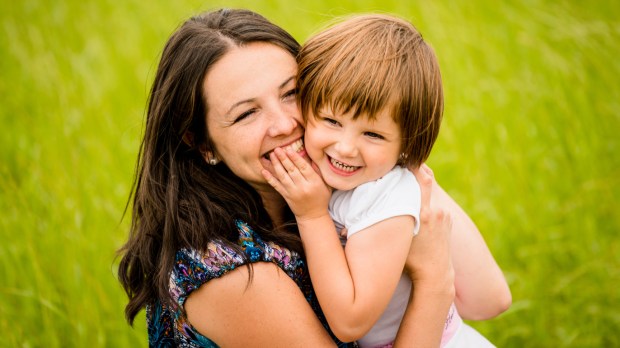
<box><xmin>329</xmin><ymin>166</ymin><xmax>421</xmax><ymax>239</ymax></box>
<box><xmin>328</xmin><ymin>166</ymin><xmax>420</xmax><ymax>347</ymax></box>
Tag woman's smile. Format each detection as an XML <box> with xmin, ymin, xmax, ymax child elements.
<box><xmin>262</xmin><ymin>138</ymin><xmax>306</xmax><ymax>160</ymax></box>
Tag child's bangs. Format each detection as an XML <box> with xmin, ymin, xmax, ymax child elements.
<box><xmin>308</xmin><ymin>49</ymin><xmax>407</xmax><ymax>121</ymax></box>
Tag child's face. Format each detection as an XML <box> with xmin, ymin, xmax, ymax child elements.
<box><xmin>304</xmin><ymin>106</ymin><xmax>401</xmax><ymax>191</ymax></box>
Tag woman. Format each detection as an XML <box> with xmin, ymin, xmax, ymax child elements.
<box><xmin>118</xmin><ymin>8</ymin><xmax>506</xmax><ymax>347</ymax></box>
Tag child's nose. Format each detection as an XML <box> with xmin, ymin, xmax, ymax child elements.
<box><xmin>335</xmin><ymin>137</ymin><xmax>358</xmax><ymax>158</ymax></box>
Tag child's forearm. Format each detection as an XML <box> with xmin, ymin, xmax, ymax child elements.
<box><xmin>295</xmin><ymin>215</ymin><xmax>368</xmax><ymax>342</ymax></box>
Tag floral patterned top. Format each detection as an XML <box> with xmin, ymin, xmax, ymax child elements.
<box><xmin>146</xmin><ymin>220</ymin><xmax>353</xmax><ymax>347</ymax></box>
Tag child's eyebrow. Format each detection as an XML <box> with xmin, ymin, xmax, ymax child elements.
<box><xmin>279</xmin><ymin>76</ymin><xmax>295</xmax><ymax>89</ymax></box>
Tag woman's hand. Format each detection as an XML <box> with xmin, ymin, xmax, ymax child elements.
<box><xmin>393</xmin><ymin>164</ymin><xmax>454</xmax><ymax>347</ymax></box>
<box><xmin>405</xmin><ymin>164</ymin><xmax>454</xmax><ymax>292</ymax></box>
<box><xmin>261</xmin><ymin>147</ymin><xmax>331</xmax><ymax>221</ymax></box>
<box><xmin>414</xmin><ymin>164</ymin><xmax>512</xmax><ymax>319</ymax></box>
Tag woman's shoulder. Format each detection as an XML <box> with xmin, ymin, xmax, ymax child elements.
<box><xmin>149</xmin><ymin>220</ymin><xmax>308</xmax><ymax>346</ymax></box>
<box><xmin>170</xmin><ymin>220</ymin><xmax>304</xmax><ymax>306</ymax></box>
<box><xmin>147</xmin><ymin>300</ymin><xmax>218</xmax><ymax>347</ymax></box>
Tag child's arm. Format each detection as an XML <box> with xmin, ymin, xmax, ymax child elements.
<box><xmin>263</xmin><ymin>148</ymin><xmax>413</xmax><ymax>342</ymax></box>
<box><xmin>432</xmin><ymin>181</ymin><xmax>512</xmax><ymax>320</ymax></box>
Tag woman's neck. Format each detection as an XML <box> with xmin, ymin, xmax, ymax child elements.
<box><xmin>255</xmin><ymin>187</ymin><xmax>287</xmax><ymax>228</ymax></box>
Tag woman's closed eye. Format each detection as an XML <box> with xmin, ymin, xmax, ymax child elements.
<box><xmin>233</xmin><ymin>108</ymin><xmax>257</xmax><ymax>123</ymax></box>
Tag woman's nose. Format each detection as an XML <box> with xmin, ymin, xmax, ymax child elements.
<box><xmin>267</xmin><ymin>105</ymin><xmax>298</xmax><ymax>137</ymax></box>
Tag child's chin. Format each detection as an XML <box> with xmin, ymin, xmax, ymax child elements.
<box><xmin>326</xmin><ymin>179</ymin><xmax>355</xmax><ymax>191</ymax></box>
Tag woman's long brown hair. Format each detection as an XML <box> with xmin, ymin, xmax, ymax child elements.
<box><xmin>117</xmin><ymin>9</ymin><xmax>302</xmax><ymax>325</ymax></box>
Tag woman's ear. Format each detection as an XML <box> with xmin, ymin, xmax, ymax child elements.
<box><xmin>198</xmin><ymin>143</ymin><xmax>220</xmax><ymax>165</ymax></box>
<box><xmin>186</xmin><ymin>130</ymin><xmax>219</xmax><ymax>165</ymax></box>
<box><xmin>182</xmin><ymin>131</ymin><xmax>195</xmax><ymax>147</ymax></box>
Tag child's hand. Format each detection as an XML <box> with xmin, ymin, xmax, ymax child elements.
<box><xmin>261</xmin><ymin>147</ymin><xmax>332</xmax><ymax>221</ymax></box>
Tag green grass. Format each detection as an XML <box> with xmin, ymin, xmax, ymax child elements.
<box><xmin>1</xmin><ymin>0</ymin><xmax>618</xmax><ymax>346</ymax></box>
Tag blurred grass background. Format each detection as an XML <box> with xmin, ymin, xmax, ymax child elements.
<box><xmin>1</xmin><ymin>0</ymin><xmax>618</xmax><ymax>346</ymax></box>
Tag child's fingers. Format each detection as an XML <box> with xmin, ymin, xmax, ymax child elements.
<box><xmin>269</xmin><ymin>151</ymin><xmax>295</xmax><ymax>187</ymax></box>
<box><xmin>285</xmin><ymin>147</ymin><xmax>310</xmax><ymax>171</ymax></box>
<box><xmin>311</xmin><ymin>161</ymin><xmax>322</xmax><ymax>176</ymax></box>
<box><xmin>274</xmin><ymin>148</ymin><xmax>297</xmax><ymax>172</ymax></box>
<box><xmin>285</xmin><ymin>147</ymin><xmax>317</xmax><ymax>181</ymax></box>
<box><xmin>261</xmin><ymin>169</ymin><xmax>288</xmax><ymax>196</ymax></box>
<box><xmin>275</xmin><ymin>148</ymin><xmax>307</xmax><ymax>184</ymax></box>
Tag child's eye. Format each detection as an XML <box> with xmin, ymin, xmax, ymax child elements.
<box><xmin>282</xmin><ymin>88</ymin><xmax>297</xmax><ymax>100</ymax></box>
<box><xmin>364</xmin><ymin>131</ymin><xmax>384</xmax><ymax>140</ymax></box>
<box><xmin>323</xmin><ymin>117</ymin><xmax>340</xmax><ymax>126</ymax></box>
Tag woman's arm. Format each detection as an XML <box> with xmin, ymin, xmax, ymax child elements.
<box><xmin>433</xmin><ymin>181</ymin><xmax>512</xmax><ymax>320</ymax></box>
<box><xmin>185</xmin><ymin>262</ymin><xmax>337</xmax><ymax>347</ymax></box>
<box><xmin>394</xmin><ymin>269</ymin><xmax>454</xmax><ymax>348</ymax></box>
<box><xmin>394</xmin><ymin>164</ymin><xmax>454</xmax><ymax>347</ymax></box>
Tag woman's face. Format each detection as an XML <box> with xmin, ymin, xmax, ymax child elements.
<box><xmin>204</xmin><ymin>42</ymin><xmax>306</xmax><ymax>192</ymax></box>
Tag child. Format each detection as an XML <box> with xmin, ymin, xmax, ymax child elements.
<box><xmin>263</xmin><ymin>14</ymin><xmax>499</xmax><ymax>347</ymax></box>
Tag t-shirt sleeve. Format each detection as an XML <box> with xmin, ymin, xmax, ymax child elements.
<box><xmin>344</xmin><ymin>167</ymin><xmax>421</xmax><ymax>238</ymax></box>
<box><xmin>170</xmin><ymin>241</ymin><xmax>246</xmax><ymax>307</ymax></box>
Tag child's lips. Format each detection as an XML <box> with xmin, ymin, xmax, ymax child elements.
<box><xmin>328</xmin><ymin>156</ymin><xmax>361</xmax><ymax>172</ymax></box>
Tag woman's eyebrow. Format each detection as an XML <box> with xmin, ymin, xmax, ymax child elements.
<box><xmin>225</xmin><ymin>98</ymin><xmax>254</xmax><ymax>116</ymax></box>
<box><xmin>225</xmin><ymin>76</ymin><xmax>296</xmax><ymax>116</ymax></box>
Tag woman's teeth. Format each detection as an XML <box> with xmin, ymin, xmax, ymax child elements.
<box><xmin>287</xmin><ymin>139</ymin><xmax>304</xmax><ymax>153</ymax></box>
<box><xmin>263</xmin><ymin>139</ymin><xmax>305</xmax><ymax>160</ymax></box>
<box><xmin>330</xmin><ymin>158</ymin><xmax>358</xmax><ymax>172</ymax></box>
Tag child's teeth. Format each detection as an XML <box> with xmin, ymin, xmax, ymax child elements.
<box><xmin>330</xmin><ymin>158</ymin><xmax>357</xmax><ymax>172</ymax></box>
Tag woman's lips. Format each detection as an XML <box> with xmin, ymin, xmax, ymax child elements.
<box><xmin>262</xmin><ymin>138</ymin><xmax>305</xmax><ymax>160</ymax></box>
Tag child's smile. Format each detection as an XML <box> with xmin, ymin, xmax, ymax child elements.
<box><xmin>328</xmin><ymin>156</ymin><xmax>361</xmax><ymax>174</ymax></box>
<box><xmin>304</xmin><ymin>107</ymin><xmax>402</xmax><ymax>191</ymax></box>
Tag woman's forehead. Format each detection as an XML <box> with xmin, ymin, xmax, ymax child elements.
<box><xmin>203</xmin><ymin>43</ymin><xmax>297</xmax><ymax>112</ymax></box>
